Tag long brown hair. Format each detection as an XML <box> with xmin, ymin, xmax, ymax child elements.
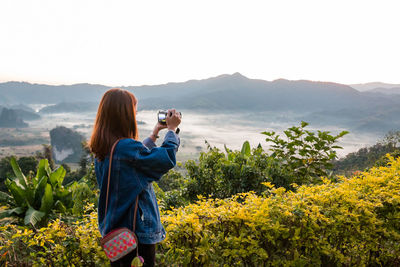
<box><xmin>89</xmin><ymin>88</ymin><xmax>139</xmax><ymax>161</ymax></box>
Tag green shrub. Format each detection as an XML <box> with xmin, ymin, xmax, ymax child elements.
<box><xmin>374</xmin><ymin>149</ymin><xmax>400</xmax><ymax>168</ymax></box>
<box><xmin>159</xmin><ymin>156</ymin><xmax>400</xmax><ymax>266</ymax></box>
<box><xmin>0</xmin><ymin>157</ymin><xmax>96</xmax><ymax>227</ymax></box>
<box><xmin>2</xmin><ymin>157</ymin><xmax>398</xmax><ymax>266</ymax></box>
<box><xmin>167</xmin><ymin>122</ymin><xmax>348</xmax><ymax>206</ymax></box>
<box><xmin>157</xmin><ymin>166</ymin><xmax>186</xmax><ymax>192</ymax></box>
<box><xmin>184</xmin><ymin>142</ymin><xmax>270</xmax><ymax>202</ymax></box>
<box><xmin>334</xmin><ymin>130</ymin><xmax>400</xmax><ymax>174</ymax></box>
<box><xmin>0</xmin><ymin>156</ymin><xmax>38</xmax><ymax>193</ymax></box>
<box><xmin>0</xmin><ymin>203</ymin><xmax>108</xmax><ymax>266</ymax></box>
<box><xmin>262</xmin><ymin>121</ymin><xmax>348</xmax><ymax>186</ymax></box>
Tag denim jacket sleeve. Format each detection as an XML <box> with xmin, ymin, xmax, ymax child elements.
<box><xmin>118</xmin><ymin>130</ymin><xmax>180</xmax><ymax>186</ymax></box>
<box><xmin>143</xmin><ymin>137</ymin><xmax>157</xmax><ymax>150</ymax></box>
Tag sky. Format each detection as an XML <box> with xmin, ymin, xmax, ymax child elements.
<box><xmin>0</xmin><ymin>0</ymin><xmax>399</xmax><ymax>86</ymax></box>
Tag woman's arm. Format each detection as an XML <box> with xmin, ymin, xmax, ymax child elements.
<box><xmin>135</xmin><ymin>130</ymin><xmax>180</xmax><ymax>184</ymax></box>
<box><xmin>142</xmin><ymin>122</ymin><xmax>167</xmax><ymax>149</ymax></box>
<box><xmin>143</xmin><ymin>109</ymin><xmax>181</xmax><ymax>150</ymax></box>
<box><xmin>129</xmin><ymin>109</ymin><xmax>181</xmax><ymax>185</ymax></box>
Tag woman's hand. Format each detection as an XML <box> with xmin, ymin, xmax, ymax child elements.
<box><xmin>149</xmin><ymin>122</ymin><xmax>167</xmax><ymax>142</ymax></box>
<box><xmin>166</xmin><ymin>109</ymin><xmax>181</xmax><ymax>131</ymax></box>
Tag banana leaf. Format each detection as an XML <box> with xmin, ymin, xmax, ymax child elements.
<box><xmin>10</xmin><ymin>157</ymin><xmax>28</xmax><ymax>189</ymax></box>
<box><xmin>241</xmin><ymin>141</ymin><xmax>251</xmax><ymax>157</ymax></box>
<box><xmin>4</xmin><ymin>179</ymin><xmax>26</xmax><ymax>207</ymax></box>
<box><xmin>24</xmin><ymin>206</ymin><xmax>46</xmax><ymax>226</ymax></box>
<box><xmin>39</xmin><ymin>184</ymin><xmax>54</xmax><ymax>214</ymax></box>
<box><xmin>0</xmin><ymin>207</ymin><xmax>24</xmax><ymax>219</ymax></box>
<box><xmin>36</xmin><ymin>159</ymin><xmax>50</xmax><ymax>181</ymax></box>
<box><xmin>34</xmin><ymin>176</ymin><xmax>48</xmax><ymax>207</ymax></box>
<box><xmin>49</xmin><ymin>166</ymin><xmax>66</xmax><ymax>188</ymax></box>
<box><xmin>0</xmin><ymin>191</ymin><xmax>13</xmax><ymax>205</ymax></box>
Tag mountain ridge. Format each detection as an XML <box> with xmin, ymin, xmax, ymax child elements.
<box><xmin>1</xmin><ymin>73</ymin><xmax>400</xmax><ymax>133</ymax></box>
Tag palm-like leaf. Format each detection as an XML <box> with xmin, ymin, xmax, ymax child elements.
<box><xmin>0</xmin><ymin>191</ymin><xmax>13</xmax><ymax>205</ymax></box>
<box><xmin>10</xmin><ymin>157</ymin><xmax>28</xmax><ymax>189</ymax></box>
<box><xmin>0</xmin><ymin>207</ymin><xmax>24</xmax><ymax>219</ymax></box>
<box><xmin>34</xmin><ymin>176</ymin><xmax>48</xmax><ymax>207</ymax></box>
<box><xmin>49</xmin><ymin>166</ymin><xmax>66</xmax><ymax>188</ymax></box>
<box><xmin>24</xmin><ymin>206</ymin><xmax>45</xmax><ymax>226</ymax></box>
<box><xmin>36</xmin><ymin>159</ymin><xmax>50</xmax><ymax>181</ymax></box>
<box><xmin>10</xmin><ymin>158</ymin><xmax>35</xmax><ymax>206</ymax></box>
<box><xmin>40</xmin><ymin>184</ymin><xmax>54</xmax><ymax>214</ymax></box>
<box><xmin>4</xmin><ymin>179</ymin><xmax>26</xmax><ymax>207</ymax></box>
<box><xmin>241</xmin><ymin>141</ymin><xmax>251</xmax><ymax>157</ymax></box>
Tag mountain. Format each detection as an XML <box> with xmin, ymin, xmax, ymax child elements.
<box><xmin>1</xmin><ymin>73</ymin><xmax>400</xmax><ymax>133</ymax></box>
<box><xmin>366</xmin><ymin>87</ymin><xmax>400</xmax><ymax>95</ymax></box>
<box><xmin>39</xmin><ymin>102</ymin><xmax>99</xmax><ymax>113</ymax></box>
<box><xmin>0</xmin><ymin>105</ymin><xmax>40</xmax><ymax>120</ymax></box>
<box><xmin>1</xmin><ymin>73</ymin><xmax>369</xmax><ymax>112</ymax></box>
<box><xmin>0</xmin><ymin>82</ymin><xmax>110</xmax><ymax>104</ymax></box>
<box><xmin>0</xmin><ymin>108</ymin><xmax>28</xmax><ymax>128</ymax></box>
<box><xmin>135</xmin><ymin>74</ymin><xmax>400</xmax><ymax>115</ymax></box>
<box><xmin>350</xmin><ymin>82</ymin><xmax>400</xmax><ymax>92</ymax></box>
<box><xmin>50</xmin><ymin>126</ymin><xmax>84</xmax><ymax>163</ymax></box>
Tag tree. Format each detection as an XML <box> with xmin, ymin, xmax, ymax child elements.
<box><xmin>333</xmin><ymin>130</ymin><xmax>400</xmax><ymax>174</ymax></box>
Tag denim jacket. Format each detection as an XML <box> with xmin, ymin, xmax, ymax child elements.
<box><xmin>95</xmin><ymin>130</ymin><xmax>180</xmax><ymax>244</ymax></box>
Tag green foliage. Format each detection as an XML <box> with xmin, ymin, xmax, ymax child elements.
<box><xmin>0</xmin><ymin>203</ymin><xmax>108</xmax><ymax>266</ymax></box>
<box><xmin>156</xmin><ymin>165</ymin><xmax>188</xmax><ymax>210</ymax></box>
<box><xmin>161</xmin><ymin>189</ymin><xmax>188</xmax><ymax>211</ymax></box>
<box><xmin>70</xmin><ymin>181</ymin><xmax>96</xmax><ymax>215</ymax></box>
<box><xmin>157</xmin><ymin>168</ymin><xmax>185</xmax><ymax>192</ymax></box>
<box><xmin>262</xmin><ymin>121</ymin><xmax>348</xmax><ymax>185</ymax></box>
<box><xmin>185</xmin><ymin>141</ymin><xmax>271</xmax><ymax>202</ymax></box>
<box><xmin>334</xmin><ymin>130</ymin><xmax>400</xmax><ymax>174</ymax></box>
<box><xmin>0</xmin><ymin>157</ymin><xmax>93</xmax><ymax>227</ymax></box>
<box><xmin>383</xmin><ymin>130</ymin><xmax>400</xmax><ymax>147</ymax></box>
<box><xmin>62</xmin><ymin>142</ymin><xmax>97</xmax><ymax>190</ymax></box>
<box><xmin>159</xmin><ymin>156</ymin><xmax>400</xmax><ymax>266</ymax></box>
<box><xmin>0</xmin><ymin>156</ymin><xmax>38</xmax><ymax>192</ymax></box>
<box><xmin>374</xmin><ymin>150</ymin><xmax>400</xmax><ymax>168</ymax></box>
<box><xmin>165</xmin><ymin>122</ymin><xmax>347</xmax><ymax>207</ymax></box>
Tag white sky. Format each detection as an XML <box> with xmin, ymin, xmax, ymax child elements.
<box><xmin>0</xmin><ymin>0</ymin><xmax>399</xmax><ymax>86</ymax></box>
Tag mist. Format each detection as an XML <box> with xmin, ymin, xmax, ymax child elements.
<box><xmin>19</xmin><ymin>108</ymin><xmax>384</xmax><ymax>162</ymax></box>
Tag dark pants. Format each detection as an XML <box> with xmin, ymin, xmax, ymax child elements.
<box><xmin>110</xmin><ymin>243</ymin><xmax>156</xmax><ymax>267</ymax></box>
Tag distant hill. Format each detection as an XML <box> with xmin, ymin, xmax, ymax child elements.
<box><xmin>50</xmin><ymin>126</ymin><xmax>84</xmax><ymax>163</ymax></box>
<box><xmin>0</xmin><ymin>82</ymin><xmax>110</xmax><ymax>104</ymax></box>
<box><xmin>0</xmin><ymin>108</ymin><xmax>28</xmax><ymax>128</ymax></box>
<box><xmin>39</xmin><ymin>102</ymin><xmax>99</xmax><ymax>113</ymax></box>
<box><xmin>0</xmin><ymin>105</ymin><xmax>40</xmax><ymax>120</ymax></box>
<box><xmin>0</xmin><ymin>74</ymin><xmax>365</xmax><ymax>110</ymax></box>
<box><xmin>1</xmin><ymin>73</ymin><xmax>400</xmax><ymax>133</ymax></box>
<box><xmin>350</xmin><ymin>82</ymin><xmax>400</xmax><ymax>92</ymax></box>
<box><xmin>366</xmin><ymin>87</ymin><xmax>400</xmax><ymax>95</ymax></box>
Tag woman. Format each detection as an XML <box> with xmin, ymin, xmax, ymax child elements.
<box><xmin>89</xmin><ymin>88</ymin><xmax>181</xmax><ymax>267</ymax></box>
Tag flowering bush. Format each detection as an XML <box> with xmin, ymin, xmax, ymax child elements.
<box><xmin>1</xmin><ymin>157</ymin><xmax>399</xmax><ymax>266</ymax></box>
<box><xmin>0</xmin><ymin>203</ymin><xmax>108</xmax><ymax>266</ymax></box>
<box><xmin>159</xmin><ymin>156</ymin><xmax>400</xmax><ymax>266</ymax></box>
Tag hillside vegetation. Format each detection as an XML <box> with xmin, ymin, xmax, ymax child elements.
<box><xmin>0</xmin><ymin>123</ymin><xmax>399</xmax><ymax>266</ymax></box>
<box><xmin>160</xmin><ymin>156</ymin><xmax>400</xmax><ymax>266</ymax></box>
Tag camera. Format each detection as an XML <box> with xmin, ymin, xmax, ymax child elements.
<box><xmin>157</xmin><ymin>110</ymin><xmax>182</xmax><ymax>125</ymax></box>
